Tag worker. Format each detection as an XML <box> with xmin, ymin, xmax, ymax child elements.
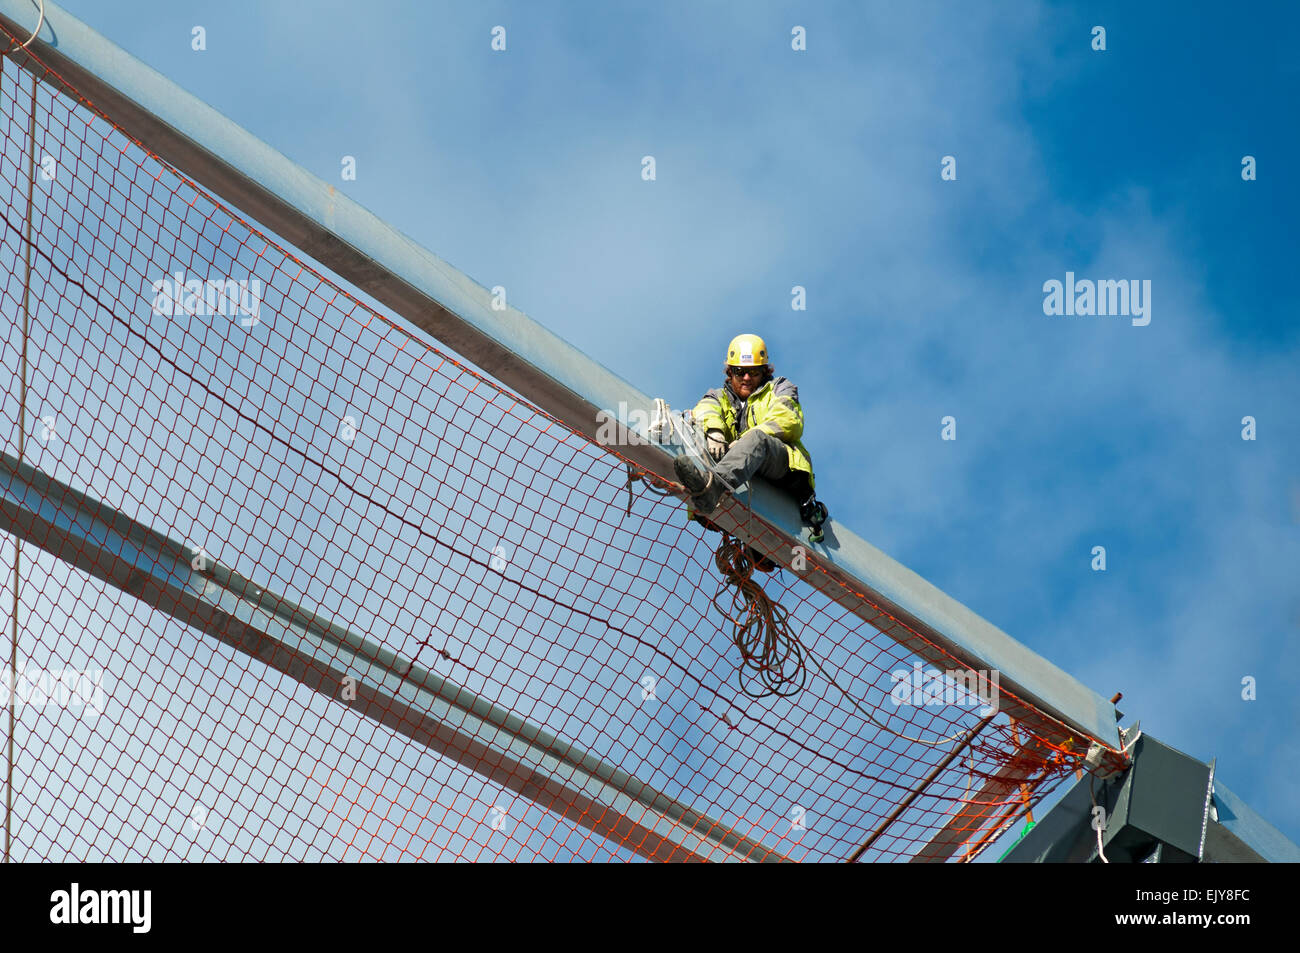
<box><xmin>674</xmin><ymin>333</ymin><xmax>819</xmax><ymax>526</ymax></box>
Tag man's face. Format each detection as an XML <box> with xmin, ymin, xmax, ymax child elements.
<box><xmin>728</xmin><ymin>365</ymin><xmax>764</xmax><ymax>399</ymax></box>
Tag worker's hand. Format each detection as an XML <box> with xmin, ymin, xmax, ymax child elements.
<box><xmin>706</xmin><ymin>429</ymin><xmax>729</xmax><ymax>462</ymax></box>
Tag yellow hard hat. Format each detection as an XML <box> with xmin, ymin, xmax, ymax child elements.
<box><xmin>725</xmin><ymin>333</ymin><xmax>768</xmax><ymax>367</ymax></box>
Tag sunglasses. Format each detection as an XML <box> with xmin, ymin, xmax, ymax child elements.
<box><xmin>728</xmin><ymin>366</ymin><xmax>765</xmax><ymax>379</ymax></box>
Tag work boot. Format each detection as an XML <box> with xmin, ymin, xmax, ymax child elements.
<box><xmin>674</xmin><ymin>454</ymin><xmax>727</xmax><ymax>515</ymax></box>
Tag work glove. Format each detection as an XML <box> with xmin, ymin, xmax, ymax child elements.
<box><xmin>705</xmin><ymin>429</ymin><xmax>729</xmax><ymax>462</ymax></box>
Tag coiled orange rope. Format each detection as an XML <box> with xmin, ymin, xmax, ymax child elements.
<box><xmin>712</xmin><ymin>534</ymin><xmax>807</xmax><ymax>698</ymax></box>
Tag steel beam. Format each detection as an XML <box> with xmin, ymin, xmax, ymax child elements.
<box><xmin>0</xmin><ymin>0</ymin><xmax>1127</xmax><ymax>866</ymax></box>
<box><xmin>0</xmin><ymin>449</ymin><xmax>784</xmax><ymax>862</ymax></box>
<box><xmin>1205</xmin><ymin>779</ymin><xmax>1300</xmax><ymax>864</ymax></box>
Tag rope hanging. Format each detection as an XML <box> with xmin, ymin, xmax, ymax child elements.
<box><xmin>711</xmin><ymin>534</ymin><xmax>807</xmax><ymax>699</ymax></box>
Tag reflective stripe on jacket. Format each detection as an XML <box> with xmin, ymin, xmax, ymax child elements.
<box><xmin>692</xmin><ymin>375</ymin><xmax>814</xmax><ymax>490</ymax></box>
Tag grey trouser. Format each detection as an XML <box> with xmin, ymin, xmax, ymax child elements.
<box><xmin>714</xmin><ymin>428</ymin><xmax>811</xmax><ymax>500</ymax></box>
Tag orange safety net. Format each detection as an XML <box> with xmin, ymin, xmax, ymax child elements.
<box><xmin>0</xmin><ymin>36</ymin><xmax>1110</xmax><ymax>862</ymax></box>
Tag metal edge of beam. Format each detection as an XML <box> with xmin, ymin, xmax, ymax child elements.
<box><xmin>0</xmin><ymin>0</ymin><xmax>1120</xmax><ymax>755</ymax></box>
<box><xmin>1208</xmin><ymin>777</ymin><xmax>1300</xmax><ymax>864</ymax></box>
<box><xmin>0</xmin><ymin>449</ymin><xmax>785</xmax><ymax>862</ymax></box>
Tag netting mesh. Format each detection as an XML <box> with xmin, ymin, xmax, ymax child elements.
<box><xmin>0</xmin><ymin>37</ymin><xmax>1109</xmax><ymax>862</ymax></box>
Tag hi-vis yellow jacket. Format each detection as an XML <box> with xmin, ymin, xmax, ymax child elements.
<box><xmin>692</xmin><ymin>376</ymin><xmax>815</xmax><ymax>490</ymax></box>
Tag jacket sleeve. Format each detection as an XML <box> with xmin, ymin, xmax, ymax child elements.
<box><xmin>755</xmin><ymin>378</ymin><xmax>804</xmax><ymax>443</ymax></box>
<box><xmin>692</xmin><ymin>389</ymin><xmax>730</xmax><ymax>436</ymax></box>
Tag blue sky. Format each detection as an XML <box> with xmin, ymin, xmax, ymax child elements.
<box><xmin>6</xmin><ymin>0</ymin><xmax>1297</xmax><ymax>858</ymax></box>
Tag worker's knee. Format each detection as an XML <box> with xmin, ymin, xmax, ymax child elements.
<box><xmin>737</xmin><ymin>427</ymin><xmax>784</xmax><ymax>456</ymax></box>
<box><xmin>751</xmin><ymin>431</ymin><xmax>792</xmax><ymax>480</ymax></box>
<box><xmin>720</xmin><ymin>429</ymin><xmax>813</xmax><ymax>502</ymax></box>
